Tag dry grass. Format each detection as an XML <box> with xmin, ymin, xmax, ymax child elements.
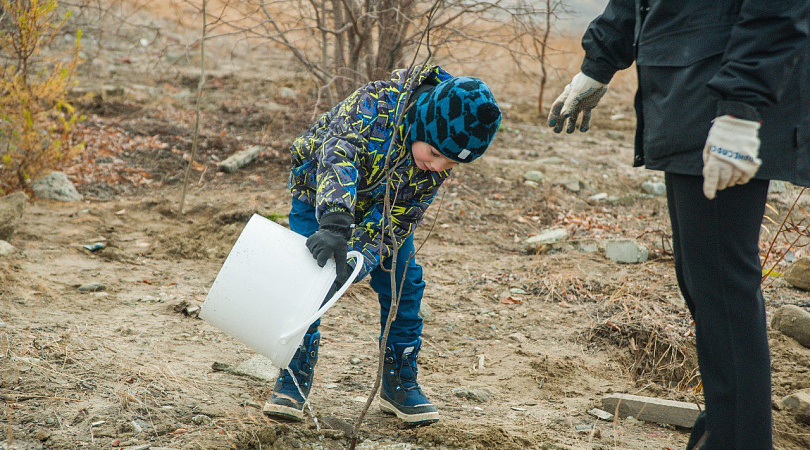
<box><xmin>585</xmin><ymin>290</ymin><xmax>699</xmax><ymax>392</ymax></box>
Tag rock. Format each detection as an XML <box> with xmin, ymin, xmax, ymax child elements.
<box><xmin>184</xmin><ymin>305</ymin><xmax>201</xmax><ymax>317</ymax></box>
<box><xmin>605</xmin><ymin>239</ymin><xmax>648</xmax><ymax>264</ymax></box>
<box><xmin>769</xmin><ymin>180</ymin><xmax>787</xmax><ymax>194</ymax></box>
<box><xmin>218</xmin><ymin>145</ymin><xmax>263</xmax><ymax>173</ymax></box>
<box><xmin>574</xmin><ymin>424</ymin><xmax>593</xmax><ymax>433</ymax></box>
<box><xmin>525</xmin><ymin>228</ymin><xmax>568</xmax><ymax>254</ymax></box>
<box><xmin>588</xmin><ymin>408</ymin><xmax>614</xmax><ymax>421</ymax></box>
<box><xmin>191</xmin><ymin>414</ymin><xmax>209</xmax><ymax>425</ymax></box>
<box><xmin>0</xmin><ymin>240</ymin><xmax>16</xmax><ymax>256</ymax></box>
<box><xmin>280</xmin><ymin>87</ymin><xmax>298</xmax><ymax>98</ymax></box>
<box><xmin>30</xmin><ymin>172</ymin><xmax>82</xmax><ymax>202</ymax></box>
<box><xmin>537</xmin><ymin>157</ymin><xmax>565</xmax><ymax>165</ymax></box>
<box><xmin>266</xmin><ymin>101</ymin><xmax>285</xmax><ymax>112</ymax></box>
<box><xmin>588</xmin><ymin>193</ymin><xmax>608</xmax><ymax>201</ymax></box>
<box><xmin>606</xmin><ymin>130</ymin><xmax>626</xmax><ymax>139</ymax></box>
<box><xmin>77</xmin><ymin>282</ymin><xmax>105</xmax><ymax>292</ymax></box>
<box><xmin>523</xmin><ymin>170</ymin><xmax>545</xmax><ymax>183</ymax></box>
<box><xmin>570</xmin><ymin>239</ymin><xmax>601</xmax><ymax>253</ymax></box>
<box><xmin>603</xmin><ymin>394</ymin><xmax>701</xmax><ymax>428</ymax></box>
<box><xmin>771</xmin><ymin>305</ymin><xmax>810</xmax><ymax>348</ymax></box>
<box><xmin>508</xmin><ymin>332</ymin><xmax>528</xmax><ymax>343</ymax></box>
<box><xmin>557</xmin><ymin>179</ymin><xmax>582</xmax><ymax>192</ymax></box>
<box><xmin>784</xmin><ymin>258</ymin><xmax>810</xmax><ymax>291</ymax></box>
<box><xmin>452</xmin><ymin>387</ymin><xmax>492</xmax><ymax>403</ymax></box>
<box><xmin>420</xmin><ymin>301</ymin><xmax>433</xmax><ymax>322</ymax></box>
<box><xmin>641</xmin><ymin>181</ymin><xmax>666</xmax><ymax>196</ymax></box>
<box><xmin>232</xmin><ymin>355</ymin><xmax>278</xmax><ymax>382</ymax></box>
<box><xmin>779</xmin><ymin>389</ymin><xmax>810</xmax><ymax>424</ymax></box>
<box><xmin>0</xmin><ymin>192</ymin><xmax>27</xmax><ymax>240</ymax></box>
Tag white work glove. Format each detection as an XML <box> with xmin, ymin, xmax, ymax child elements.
<box><xmin>702</xmin><ymin>115</ymin><xmax>762</xmax><ymax>200</ymax></box>
<box><xmin>548</xmin><ymin>72</ymin><xmax>608</xmax><ymax>134</ymax></box>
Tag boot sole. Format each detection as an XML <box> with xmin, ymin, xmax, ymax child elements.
<box><xmin>379</xmin><ymin>398</ymin><xmax>439</xmax><ymax>425</ymax></box>
<box><xmin>262</xmin><ymin>401</ymin><xmax>304</xmax><ymax>421</ymax></box>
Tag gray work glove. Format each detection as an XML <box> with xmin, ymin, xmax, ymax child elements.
<box><xmin>306</xmin><ymin>211</ymin><xmax>353</xmax><ymax>284</ymax></box>
<box><xmin>701</xmin><ymin>115</ymin><xmax>762</xmax><ymax>200</ymax></box>
<box><xmin>548</xmin><ymin>72</ymin><xmax>608</xmax><ymax>133</ymax></box>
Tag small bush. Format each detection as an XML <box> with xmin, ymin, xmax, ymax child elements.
<box><xmin>0</xmin><ymin>0</ymin><xmax>83</xmax><ymax>195</ymax></box>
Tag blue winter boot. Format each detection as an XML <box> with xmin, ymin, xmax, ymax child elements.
<box><xmin>380</xmin><ymin>339</ymin><xmax>439</xmax><ymax>425</ymax></box>
<box><xmin>262</xmin><ymin>326</ymin><xmax>320</xmax><ymax>421</ymax></box>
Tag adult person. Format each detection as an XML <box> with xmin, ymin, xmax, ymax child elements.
<box><xmin>547</xmin><ymin>1</ymin><xmax>809</xmax><ymax>449</ymax></box>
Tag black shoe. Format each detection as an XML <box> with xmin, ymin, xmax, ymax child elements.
<box><xmin>380</xmin><ymin>338</ymin><xmax>439</xmax><ymax>425</ymax></box>
<box><xmin>263</xmin><ymin>326</ymin><xmax>320</xmax><ymax>421</ymax></box>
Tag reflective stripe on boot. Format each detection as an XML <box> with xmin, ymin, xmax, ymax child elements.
<box><xmin>379</xmin><ymin>339</ymin><xmax>439</xmax><ymax>425</ymax></box>
<box><xmin>263</xmin><ymin>327</ymin><xmax>320</xmax><ymax>421</ymax></box>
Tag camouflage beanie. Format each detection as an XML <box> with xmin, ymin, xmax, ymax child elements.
<box><xmin>404</xmin><ymin>77</ymin><xmax>501</xmax><ymax>163</ymax></box>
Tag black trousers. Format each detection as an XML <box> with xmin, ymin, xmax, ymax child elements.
<box><xmin>665</xmin><ymin>173</ymin><xmax>772</xmax><ymax>449</ymax></box>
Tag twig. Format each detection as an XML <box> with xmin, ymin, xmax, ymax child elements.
<box><xmin>178</xmin><ymin>0</ymin><xmax>208</xmax><ymax>216</ymax></box>
<box><xmin>761</xmin><ymin>187</ymin><xmax>806</xmax><ymax>283</ymax></box>
<box><xmin>348</xmin><ymin>2</ymin><xmax>440</xmax><ymax>447</ymax></box>
<box><xmin>0</xmin><ymin>394</ymin><xmax>82</xmax><ymax>402</ymax></box>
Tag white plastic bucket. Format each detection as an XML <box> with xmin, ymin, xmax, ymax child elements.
<box><xmin>200</xmin><ymin>214</ymin><xmax>363</xmax><ymax>369</ymax></box>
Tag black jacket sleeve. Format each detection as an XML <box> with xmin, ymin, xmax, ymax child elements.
<box><xmin>707</xmin><ymin>1</ymin><xmax>810</xmax><ymax>113</ymax></box>
<box><xmin>581</xmin><ymin>0</ymin><xmax>637</xmax><ymax>84</ymax></box>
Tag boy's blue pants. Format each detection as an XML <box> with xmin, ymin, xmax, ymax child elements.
<box><xmin>289</xmin><ymin>198</ymin><xmax>425</xmax><ymax>344</ymax></box>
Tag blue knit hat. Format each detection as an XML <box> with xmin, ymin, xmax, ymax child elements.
<box><xmin>404</xmin><ymin>77</ymin><xmax>501</xmax><ymax>163</ymax></box>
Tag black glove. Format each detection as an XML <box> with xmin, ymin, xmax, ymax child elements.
<box><xmin>306</xmin><ymin>211</ymin><xmax>353</xmax><ymax>284</ymax></box>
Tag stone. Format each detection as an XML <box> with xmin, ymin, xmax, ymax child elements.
<box><xmin>191</xmin><ymin>414</ymin><xmax>209</xmax><ymax>425</ymax></box>
<box><xmin>606</xmin><ymin>130</ymin><xmax>626</xmax><ymax>139</ymax></box>
<box><xmin>0</xmin><ymin>192</ymin><xmax>27</xmax><ymax>240</ymax></box>
<box><xmin>280</xmin><ymin>87</ymin><xmax>298</xmax><ymax>98</ymax></box>
<box><xmin>641</xmin><ymin>181</ymin><xmax>666</xmax><ymax>196</ymax></box>
<box><xmin>602</xmin><ymin>394</ymin><xmax>702</xmax><ymax>428</ymax></box>
<box><xmin>558</xmin><ymin>179</ymin><xmax>582</xmax><ymax>192</ymax></box>
<box><xmin>537</xmin><ymin>157</ymin><xmax>565</xmax><ymax>165</ymax></box>
<box><xmin>588</xmin><ymin>408</ymin><xmax>614</xmax><ymax>421</ymax></box>
<box><xmin>420</xmin><ymin>301</ymin><xmax>433</xmax><ymax>322</ymax></box>
<box><xmin>769</xmin><ymin>180</ymin><xmax>787</xmax><ymax>194</ymax></box>
<box><xmin>31</xmin><ymin>172</ymin><xmax>82</xmax><ymax>202</ymax></box>
<box><xmin>605</xmin><ymin>239</ymin><xmax>648</xmax><ymax>264</ymax></box>
<box><xmin>779</xmin><ymin>389</ymin><xmax>810</xmax><ymax>424</ymax></box>
<box><xmin>771</xmin><ymin>305</ymin><xmax>810</xmax><ymax>348</ymax></box>
<box><xmin>784</xmin><ymin>258</ymin><xmax>810</xmax><ymax>291</ymax></box>
<box><xmin>525</xmin><ymin>228</ymin><xmax>568</xmax><ymax>254</ymax></box>
<box><xmin>508</xmin><ymin>332</ymin><xmax>528</xmax><ymax>343</ymax></box>
<box><xmin>570</xmin><ymin>239</ymin><xmax>601</xmax><ymax>253</ymax></box>
<box><xmin>78</xmin><ymin>283</ymin><xmax>106</xmax><ymax>292</ymax></box>
<box><xmin>232</xmin><ymin>355</ymin><xmax>278</xmax><ymax>382</ymax></box>
<box><xmin>0</xmin><ymin>240</ymin><xmax>16</xmax><ymax>256</ymax></box>
<box><xmin>452</xmin><ymin>387</ymin><xmax>492</xmax><ymax>403</ymax></box>
<box><xmin>523</xmin><ymin>170</ymin><xmax>545</xmax><ymax>183</ymax></box>
<box><xmin>218</xmin><ymin>145</ymin><xmax>263</xmax><ymax>173</ymax></box>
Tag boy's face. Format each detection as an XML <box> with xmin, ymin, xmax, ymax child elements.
<box><xmin>411</xmin><ymin>141</ymin><xmax>458</xmax><ymax>172</ymax></box>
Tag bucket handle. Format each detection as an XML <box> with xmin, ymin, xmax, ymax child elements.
<box><xmin>278</xmin><ymin>251</ymin><xmax>364</xmax><ymax>345</ymax></box>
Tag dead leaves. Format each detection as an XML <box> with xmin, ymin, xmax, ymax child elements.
<box><xmin>64</xmin><ymin>117</ymin><xmax>170</xmax><ymax>187</ymax></box>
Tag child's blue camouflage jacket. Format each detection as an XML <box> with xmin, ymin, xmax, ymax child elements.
<box><xmin>288</xmin><ymin>65</ymin><xmax>453</xmax><ymax>279</ymax></box>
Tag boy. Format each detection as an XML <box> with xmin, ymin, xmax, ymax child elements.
<box><xmin>263</xmin><ymin>65</ymin><xmax>501</xmax><ymax>425</ymax></box>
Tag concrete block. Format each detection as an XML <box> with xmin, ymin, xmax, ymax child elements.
<box><xmin>605</xmin><ymin>239</ymin><xmax>648</xmax><ymax>264</ymax></box>
<box><xmin>602</xmin><ymin>393</ymin><xmax>702</xmax><ymax>428</ymax></box>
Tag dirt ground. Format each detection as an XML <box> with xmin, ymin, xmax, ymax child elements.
<box><xmin>2</xmin><ymin>3</ymin><xmax>810</xmax><ymax>449</ymax></box>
